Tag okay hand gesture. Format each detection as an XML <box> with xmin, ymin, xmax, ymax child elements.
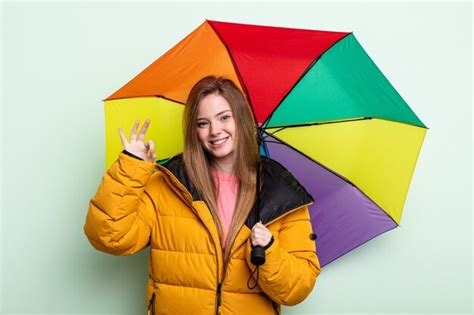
<box><xmin>118</xmin><ymin>119</ymin><xmax>156</xmax><ymax>163</ymax></box>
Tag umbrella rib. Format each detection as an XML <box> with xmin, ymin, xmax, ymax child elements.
<box><xmin>105</xmin><ymin>95</ymin><xmax>186</xmax><ymax>105</ymax></box>
<box><xmin>267</xmin><ymin>116</ymin><xmax>429</xmax><ymax>133</ymax></box>
<box><xmin>156</xmin><ymin>95</ymin><xmax>185</xmax><ymax>105</ymax></box>
<box><xmin>263</xmin><ymin>131</ymin><xmax>355</xmax><ymax>185</ymax></box>
<box><xmin>206</xmin><ymin>21</ymin><xmax>260</xmax><ymax>129</ymax></box>
<box><xmin>263</xmin><ymin>131</ymin><xmax>401</xmax><ymax>229</ymax></box>
<box><xmin>319</xmin><ymin>224</ymin><xmax>399</xmax><ymax>268</ymax></box>
<box><xmin>261</xmin><ymin>33</ymin><xmax>353</xmax><ymax>129</ymax></box>
<box><xmin>260</xmin><ymin>139</ymin><xmax>282</xmax><ymax>144</ymax></box>
<box><xmin>268</xmin><ymin>117</ymin><xmax>371</xmax><ymax>135</ymax></box>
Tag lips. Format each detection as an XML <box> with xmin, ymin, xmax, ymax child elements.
<box><xmin>210</xmin><ymin>137</ymin><xmax>229</xmax><ymax>146</ymax></box>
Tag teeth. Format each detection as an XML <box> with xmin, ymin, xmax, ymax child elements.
<box><xmin>211</xmin><ymin>137</ymin><xmax>228</xmax><ymax>145</ymax></box>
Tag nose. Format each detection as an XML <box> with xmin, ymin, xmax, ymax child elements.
<box><xmin>209</xmin><ymin>122</ymin><xmax>222</xmax><ymax>136</ymax></box>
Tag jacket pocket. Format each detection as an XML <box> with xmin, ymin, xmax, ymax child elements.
<box><xmin>147</xmin><ymin>292</ymin><xmax>155</xmax><ymax>315</ymax></box>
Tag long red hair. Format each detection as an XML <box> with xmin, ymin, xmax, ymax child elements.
<box><xmin>183</xmin><ymin>76</ymin><xmax>259</xmax><ymax>263</ymax></box>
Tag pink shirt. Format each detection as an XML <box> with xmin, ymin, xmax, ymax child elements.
<box><xmin>210</xmin><ymin>167</ymin><xmax>239</xmax><ymax>249</ymax></box>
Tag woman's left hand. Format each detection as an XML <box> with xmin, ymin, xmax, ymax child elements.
<box><xmin>250</xmin><ymin>221</ymin><xmax>273</xmax><ymax>247</ymax></box>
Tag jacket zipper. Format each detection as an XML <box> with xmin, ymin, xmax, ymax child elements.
<box><xmin>216</xmin><ymin>248</ymin><xmax>236</xmax><ymax>314</ymax></box>
<box><xmin>272</xmin><ymin>300</ymin><xmax>280</xmax><ymax>315</ymax></box>
<box><xmin>163</xmin><ymin>173</ymin><xmax>225</xmax><ymax>315</ymax></box>
<box><xmin>215</xmin><ymin>240</ymin><xmax>221</xmax><ymax>315</ymax></box>
<box><xmin>216</xmin><ymin>282</ymin><xmax>222</xmax><ymax>314</ymax></box>
<box><xmin>215</xmin><ymin>244</ymin><xmax>233</xmax><ymax>314</ymax></box>
<box><xmin>147</xmin><ymin>292</ymin><xmax>155</xmax><ymax>315</ymax></box>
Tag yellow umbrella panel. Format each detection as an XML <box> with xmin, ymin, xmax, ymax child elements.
<box><xmin>267</xmin><ymin>118</ymin><xmax>427</xmax><ymax>225</ymax></box>
<box><xmin>104</xmin><ymin>97</ymin><xmax>184</xmax><ymax>169</ymax></box>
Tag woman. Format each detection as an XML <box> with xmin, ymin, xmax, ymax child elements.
<box><xmin>84</xmin><ymin>76</ymin><xmax>321</xmax><ymax>314</ymax></box>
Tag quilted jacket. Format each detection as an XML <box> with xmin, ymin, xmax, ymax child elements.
<box><xmin>84</xmin><ymin>151</ymin><xmax>321</xmax><ymax>314</ymax></box>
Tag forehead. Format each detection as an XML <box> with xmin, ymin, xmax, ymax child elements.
<box><xmin>197</xmin><ymin>93</ymin><xmax>232</xmax><ymax>118</ymax></box>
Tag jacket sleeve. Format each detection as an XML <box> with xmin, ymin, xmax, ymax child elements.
<box><xmin>245</xmin><ymin>205</ymin><xmax>321</xmax><ymax>306</ymax></box>
<box><xmin>84</xmin><ymin>152</ymin><xmax>158</xmax><ymax>256</ymax></box>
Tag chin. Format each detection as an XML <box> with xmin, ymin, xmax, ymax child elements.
<box><xmin>212</xmin><ymin>152</ymin><xmax>233</xmax><ymax>159</ymax></box>
<box><xmin>205</xmin><ymin>147</ymin><xmax>234</xmax><ymax>160</ymax></box>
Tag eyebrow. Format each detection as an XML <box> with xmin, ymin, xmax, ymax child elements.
<box><xmin>197</xmin><ymin>110</ymin><xmax>232</xmax><ymax>121</ymax></box>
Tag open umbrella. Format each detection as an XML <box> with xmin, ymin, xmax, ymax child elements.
<box><xmin>102</xmin><ymin>20</ymin><xmax>428</xmax><ymax>267</ymax></box>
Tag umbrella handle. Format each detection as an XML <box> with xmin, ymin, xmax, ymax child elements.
<box><xmin>251</xmin><ymin>246</ymin><xmax>265</xmax><ymax>266</ymax></box>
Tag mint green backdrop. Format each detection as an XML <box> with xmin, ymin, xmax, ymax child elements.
<box><xmin>2</xmin><ymin>2</ymin><xmax>472</xmax><ymax>314</ymax></box>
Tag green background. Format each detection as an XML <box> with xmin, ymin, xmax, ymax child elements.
<box><xmin>1</xmin><ymin>1</ymin><xmax>472</xmax><ymax>314</ymax></box>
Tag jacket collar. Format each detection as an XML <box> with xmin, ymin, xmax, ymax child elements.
<box><xmin>160</xmin><ymin>154</ymin><xmax>313</xmax><ymax>227</ymax></box>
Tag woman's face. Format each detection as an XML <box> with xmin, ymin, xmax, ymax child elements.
<box><xmin>196</xmin><ymin>93</ymin><xmax>237</xmax><ymax>166</ymax></box>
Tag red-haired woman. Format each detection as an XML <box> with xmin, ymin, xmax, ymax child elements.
<box><xmin>84</xmin><ymin>76</ymin><xmax>321</xmax><ymax>314</ymax></box>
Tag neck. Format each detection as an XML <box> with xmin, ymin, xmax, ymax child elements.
<box><xmin>211</xmin><ymin>156</ymin><xmax>235</xmax><ymax>174</ymax></box>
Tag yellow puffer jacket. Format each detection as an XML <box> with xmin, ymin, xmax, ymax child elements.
<box><xmin>84</xmin><ymin>152</ymin><xmax>321</xmax><ymax>314</ymax></box>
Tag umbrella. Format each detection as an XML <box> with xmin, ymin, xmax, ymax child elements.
<box><xmin>102</xmin><ymin>20</ymin><xmax>428</xmax><ymax>267</ymax></box>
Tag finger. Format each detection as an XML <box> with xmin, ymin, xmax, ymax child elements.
<box><xmin>252</xmin><ymin>222</ymin><xmax>262</xmax><ymax>231</ymax></box>
<box><xmin>254</xmin><ymin>231</ymin><xmax>266</xmax><ymax>240</ymax></box>
<box><xmin>251</xmin><ymin>238</ymin><xmax>258</xmax><ymax>247</ymax></box>
<box><xmin>137</xmin><ymin>118</ymin><xmax>150</xmax><ymax>142</ymax></box>
<box><xmin>149</xmin><ymin>140</ymin><xmax>155</xmax><ymax>153</ymax></box>
<box><xmin>118</xmin><ymin>128</ymin><xmax>128</xmax><ymax>148</ymax></box>
<box><xmin>130</xmin><ymin>120</ymin><xmax>140</xmax><ymax>142</ymax></box>
<box><xmin>253</xmin><ymin>238</ymin><xmax>264</xmax><ymax>247</ymax></box>
<box><xmin>252</xmin><ymin>222</ymin><xmax>262</xmax><ymax>230</ymax></box>
<box><xmin>145</xmin><ymin>140</ymin><xmax>152</xmax><ymax>156</ymax></box>
<box><xmin>253</xmin><ymin>223</ymin><xmax>264</xmax><ymax>232</ymax></box>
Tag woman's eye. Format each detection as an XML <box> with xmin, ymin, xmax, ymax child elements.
<box><xmin>197</xmin><ymin>121</ymin><xmax>207</xmax><ymax>128</ymax></box>
<box><xmin>221</xmin><ymin>115</ymin><xmax>231</xmax><ymax>121</ymax></box>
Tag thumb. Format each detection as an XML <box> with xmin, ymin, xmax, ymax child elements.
<box><xmin>148</xmin><ymin>140</ymin><xmax>156</xmax><ymax>159</ymax></box>
<box><xmin>252</xmin><ymin>221</ymin><xmax>262</xmax><ymax>230</ymax></box>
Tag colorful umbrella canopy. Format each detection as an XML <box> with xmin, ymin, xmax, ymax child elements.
<box><xmin>103</xmin><ymin>20</ymin><xmax>428</xmax><ymax>267</ymax></box>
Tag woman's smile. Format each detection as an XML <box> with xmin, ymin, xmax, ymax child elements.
<box><xmin>196</xmin><ymin>93</ymin><xmax>237</xmax><ymax>170</ymax></box>
<box><xmin>210</xmin><ymin>136</ymin><xmax>229</xmax><ymax>146</ymax></box>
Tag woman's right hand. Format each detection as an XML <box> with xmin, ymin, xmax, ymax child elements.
<box><xmin>118</xmin><ymin>118</ymin><xmax>157</xmax><ymax>163</ymax></box>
